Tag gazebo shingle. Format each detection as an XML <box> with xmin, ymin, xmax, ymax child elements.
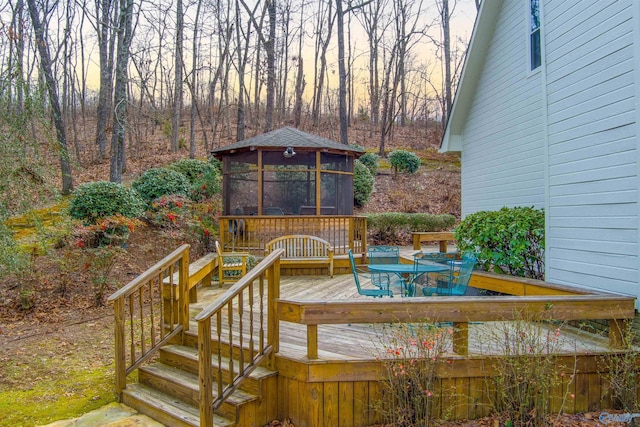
<box><xmin>211</xmin><ymin>127</ymin><xmax>364</xmax><ymax>156</ymax></box>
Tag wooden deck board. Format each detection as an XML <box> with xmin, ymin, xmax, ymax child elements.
<box><xmin>192</xmin><ymin>274</ymin><xmax>613</xmax><ymax>364</ymax></box>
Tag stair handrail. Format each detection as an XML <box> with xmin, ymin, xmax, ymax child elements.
<box><xmin>195</xmin><ymin>248</ymin><xmax>283</xmax><ymax>427</ymax></box>
<box><xmin>108</xmin><ymin>243</ymin><xmax>191</xmax><ymax>399</ymax></box>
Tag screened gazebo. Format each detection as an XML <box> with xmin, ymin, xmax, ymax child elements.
<box><xmin>211</xmin><ymin>127</ymin><xmax>367</xmax><ymax>260</ymax></box>
<box><xmin>211</xmin><ymin>127</ymin><xmax>364</xmax><ymax>216</ymax></box>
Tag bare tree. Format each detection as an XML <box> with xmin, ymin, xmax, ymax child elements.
<box><xmin>93</xmin><ymin>0</ymin><xmax>116</xmax><ymax>159</ymax></box>
<box><xmin>336</xmin><ymin>0</ymin><xmax>373</xmax><ymax>144</ymax></box>
<box><xmin>354</xmin><ymin>0</ymin><xmax>390</xmax><ymax>136</ymax></box>
<box><xmin>292</xmin><ymin>1</ymin><xmax>306</xmax><ymax>127</ymax></box>
<box><xmin>311</xmin><ymin>0</ymin><xmax>334</xmax><ymax>127</ymax></box>
<box><xmin>109</xmin><ymin>0</ymin><xmax>134</xmax><ymax>182</ymax></box>
<box><xmin>26</xmin><ymin>0</ymin><xmax>73</xmax><ymax>194</ymax></box>
<box><xmin>171</xmin><ymin>0</ymin><xmax>183</xmax><ymax>152</ymax></box>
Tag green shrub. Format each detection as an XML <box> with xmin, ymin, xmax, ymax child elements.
<box><xmin>354</xmin><ymin>160</ymin><xmax>374</xmax><ymax>208</ymax></box>
<box><xmin>68</xmin><ymin>181</ymin><xmax>146</xmax><ymax>224</ymax></box>
<box><xmin>388</xmin><ymin>149</ymin><xmax>421</xmax><ymax>177</ymax></box>
<box><xmin>131</xmin><ymin>168</ymin><xmax>191</xmax><ymax>204</ymax></box>
<box><xmin>454</xmin><ymin>206</ymin><xmax>545</xmax><ymax>279</ymax></box>
<box><xmin>169</xmin><ymin>158</ymin><xmax>221</xmax><ymax>201</ymax></box>
<box><xmin>209</xmin><ymin>157</ymin><xmax>222</xmax><ymax>174</ymax></box>
<box><xmin>367</xmin><ymin>212</ymin><xmax>456</xmax><ymax>244</ymax></box>
<box><xmin>358</xmin><ymin>152</ymin><xmax>379</xmax><ymax>175</ymax></box>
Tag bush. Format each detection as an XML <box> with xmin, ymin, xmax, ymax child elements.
<box><xmin>208</xmin><ymin>156</ymin><xmax>222</xmax><ymax>174</ymax></box>
<box><xmin>388</xmin><ymin>149</ymin><xmax>421</xmax><ymax>177</ymax></box>
<box><xmin>367</xmin><ymin>212</ymin><xmax>456</xmax><ymax>244</ymax></box>
<box><xmin>169</xmin><ymin>158</ymin><xmax>221</xmax><ymax>201</ymax></box>
<box><xmin>131</xmin><ymin>167</ymin><xmax>191</xmax><ymax>204</ymax></box>
<box><xmin>358</xmin><ymin>152</ymin><xmax>379</xmax><ymax>175</ymax></box>
<box><xmin>454</xmin><ymin>206</ymin><xmax>544</xmax><ymax>279</ymax></box>
<box><xmin>169</xmin><ymin>158</ymin><xmax>214</xmax><ymax>183</ymax></box>
<box><xmin>68</xmin><ymin>181</ymin><xmax>146</xmax><ymax>224</ymax></box>
<box><xmin>354</xmin><ymin>160</ymin><xmax>374</xmax><ymax>208</ymax></box>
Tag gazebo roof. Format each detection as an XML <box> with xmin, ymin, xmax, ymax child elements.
<box><xmin>211</xmin><ymin>126</ymin><xmax>365</xmax><ymax>157</ymax></box>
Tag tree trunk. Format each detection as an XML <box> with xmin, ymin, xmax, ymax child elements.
<box><xmin>442</xmin><ymin>0</ymin><xmax>452</xmax><ymax>125</ymax></box>
<box><xmin>95</xmin><ymin>0</ymin><xmax>114</xmax><ymax>160</ymax></box>
<box><xmin>336</xmin><ymin>0</ymin><xmax>348</xmax><ymax>145</ymax></box>
<box><xmin>189</xmin><ymin>0</ymin><xmax>203</xmax><ymax>158</ymax></box>
<box><xmin>26</xmin><ymin>0</ymin><xmax>73</xmax><ymax>194</ymax></box>
<box><xmin>264</xmin><ymin>0</ymin><xmax>276</xmax><ymax>132</ymax></box>
<box><xmin>171</xmin><ymin>0</ymin><xmax>184</xmax><ymax>152</ymax></box>
<box><xmin>109</xmin><ymin>0</ymin><xmax>134</xmax><ymax>183</ymax></box>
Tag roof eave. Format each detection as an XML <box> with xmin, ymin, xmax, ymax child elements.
<box><xmin>440</xmin><ymin>0</ymin><xmax>504</xmax><ymax>153</ymax></box>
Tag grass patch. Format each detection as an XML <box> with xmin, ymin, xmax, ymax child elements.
<box><xmin>0</xmin><ymin>322</ymin><xmax>116</xmax><ymax>426</ymax></box>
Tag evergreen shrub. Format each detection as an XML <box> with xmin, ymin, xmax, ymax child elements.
<box><xmin>454</xmin><ymin>206</ymin><xmax>545</xmax><ymax>279</ymax></box>
<box><xmin>169</xmin><ymin>158</ymin><xmax>221</xmax><ymax>201</ymax></box>
<box><xmin>354</xmin><ymin>160</ymin><xmax>374</xmax><ymax>207</ymax></box>
<box><xmin>367</xmin><ymin>212</ymin><xmax>456</xmax><ymax>244</ymax></box>
<box><xmin>68</xmin><ymin>181</ymin><xmax>146</xmax><ymax>223</ymax></box>
<box><xmin>132</xmin><ymin>168</ymin><xmax>190</xmax><ymax>204</ymax></box>
<box><xmin>358</xmin><ymin>152</ymin><xmax>380</xmax><ymax>175</ymax></box>
<box><xmin>388</xmin><ymin>149</ymin><xmax>421</xmax><ymax>177</ymax></box>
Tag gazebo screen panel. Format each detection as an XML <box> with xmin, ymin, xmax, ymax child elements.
<box><xmin>224</xmin><ymin>152</ymin><xmax>258</xmax><ymax>215</ymax></box>
<box><xmin>262</xmin><ymin>168</ymin><xmax>316</xmax><ymax>215</ymax></box>
<box><xmin>262</xmin><ymin>151</ymin><xmax>317</xmax><ymax>215</ymax></box>
<box><xmin>321</xmin><ymin>152</ymin><xmax>353</xmax><ymax>172</ymax></box>
<box><xmin>321</xmin><ymin>172</ymin><xmax>353</xmax><ymax>215</ymax></box>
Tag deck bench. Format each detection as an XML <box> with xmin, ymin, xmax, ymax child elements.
<box><xmin>265</xmin><ymin>235</ymin><xmax>334</xmax><ymax>277</ymax></box>
<box><xmin>412</xmin><ymin>231</ymin><xmax>455</xmax><ymax>252</ymax></box>
<box><xmin>163</xmin><ymin>252</ymin><xmax>218</xmax><ymax>303</ymax></box>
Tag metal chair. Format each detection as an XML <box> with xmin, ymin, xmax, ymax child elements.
<box><xmin>349</xmin><ymin>250</ymin><xmax>394</xmax><ymax>298</ymax></box>
<box><xmin>412</xmin><ymin>251</ymin><xmax>457</xmax><ymax>284</ymax></box>
<box><xmin>368</xmin><ymin>246</ymin><xmax>400</xmax><ymax>264</ymax></box>
<box><xmin>422</xmin><ymin>252</ymin><xmax>476</xmax><ymax>296</ymax></box>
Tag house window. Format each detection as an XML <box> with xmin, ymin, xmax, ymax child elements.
<box><xmin>530</xmin><ymin>0</ymin><xmax>541</xmax><ymax>70</ymax></box>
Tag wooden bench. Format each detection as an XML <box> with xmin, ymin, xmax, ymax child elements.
<box><xmin>412</xmin><ymin>231</ymin><xmax>455</xmax><ymax>252</ymax></box>
<box><xmin>265</xmin><ymin>235</ymin><xmax>334</xmax><ymax>277</ymax></box>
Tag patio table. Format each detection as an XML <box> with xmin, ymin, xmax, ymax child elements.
<box><xmin>368</xmin><ymin>263</ymin><xmax>448</xmax><ymax>296</ymax></box>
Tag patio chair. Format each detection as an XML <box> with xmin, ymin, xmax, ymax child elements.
<box><xmin>215</xmin><ymin>240</ymin><xmax>250</xmax><ymax>286</ymax></box>
<box><xmin>412</xmin><ymin>251</ymin><xmax>458</xmax><ymax>287</ymax></box>
<box><xmin>349</xmin><ymin>250</ymin><xmax>395</xmax><ymax>298</ymax></box>
<box><xmin>422</xmin><ymin>252</ymin><xmax>476</xmax><ymax>296</ymax></box>
<box><xmin>368</xmin><ymin>246</ymin><xmax>400</xmax><ymax>264</ymax></box>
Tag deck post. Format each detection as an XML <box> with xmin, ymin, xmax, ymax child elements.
<box><xmin>608</xmin><ymin>319</ymin><xmax>630</xmax><ymax>349</ymax></box>
<box><xmin>267</xmin><ymin>259</ymin><xmax>281</xmax><ymax>369</ymax></box>
<box><xmin>180</xmin><ymin>247</ymin><xmax>190</xmax><ymax>333</ymax></box>
<box><xmin>113</xmin><ymin>298</ymin><xmax>126</xmax><ymax>400</ymax></box>
<box><xmin>452</xmin><ymin>322</ymin><xmax>469</xmax><ymax>355</ymax></box>
<box><xmin>307</xmin><ymin>325</ymin><xmax>318</xmax><ymax>359</ymax></box>
<box><xmin>198</xmin><ymin>317</ymin><xmax>213</xmax><ymax>427</ymax></box>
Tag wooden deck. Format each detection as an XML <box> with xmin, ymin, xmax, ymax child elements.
<box><xmin>186</xmin><ymin>272</ymin><xmax>632</xmax><ymax>425</ymax></box>
<box><xmin>191</xmin><ymin>274</ymin><xmax>612</xmax><ymax>362</ymax></box>
<box><xmin>112</xmin><ymin>245</ymin><xmax>637</xmax><ymax>426</ymax></box>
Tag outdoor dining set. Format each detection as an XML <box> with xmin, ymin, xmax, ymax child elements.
<box><xmin>348</xmin><ymin>246</ymin><xmax>477</xmax><ymax>298</ymax></box>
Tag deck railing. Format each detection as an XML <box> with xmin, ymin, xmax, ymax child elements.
<box><xmin>219</xmin><ymin>215</ymin><xmax>367</xmax><ymax>257</ymax></box>
<box><xmin>277</xmin><ymin>294</ymin><xmax>636</xmax><ymax>359</ymax></box>
<box><xmin>107</xmin><ymin>244</ymin><xmax>191</xmax><ymax>398</ymax></box>
<box><xmin>194</xmin><ymin>249</ymin><xmax>283</xmax><ymax>427</ymax></box>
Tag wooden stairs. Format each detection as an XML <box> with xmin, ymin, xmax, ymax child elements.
<box><xmin>121</xmin><ymin>337</ymin><xmax>278</xmax><ymax>427</ymax></box>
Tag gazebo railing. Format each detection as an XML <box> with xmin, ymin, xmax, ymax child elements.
<box><xmin>219</xmin><ymin>215</ymin><xmax>367</xmax><ymax>257</ymax></box>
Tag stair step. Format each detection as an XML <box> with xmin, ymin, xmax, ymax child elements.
<box><xmin>159</xmin><ymin>344</ymin><xmax>277</xmax><ymax>396</ymax></box>
<box><xmin>122</xmin><ymin>383</ymin><xmax>234</xmax><ymax>427</ymax></box>
<box><xmin>139</xmin><ymin>362</ymin><xmax>258</xmax><ymax>420</ymax></box>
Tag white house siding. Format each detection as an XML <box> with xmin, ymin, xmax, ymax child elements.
<box><xmin>460</xmin><ymin>0</ymin><xmax>546</xmax><ymax>216</ymax></box>
<box><xmin>544</xmin><ymin>0</ymin><xmax>638</xmax><ymax>296</ymax></box>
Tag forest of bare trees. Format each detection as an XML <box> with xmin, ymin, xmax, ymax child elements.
<box><xmin>0</xmin><ymin>0</ymin><xmax>475</xmax><ymax>207</ymax></box>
